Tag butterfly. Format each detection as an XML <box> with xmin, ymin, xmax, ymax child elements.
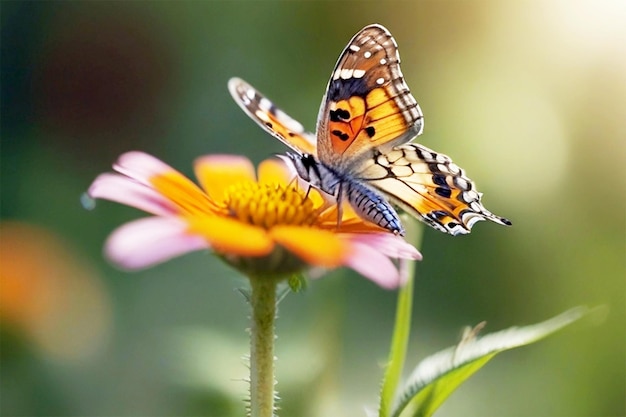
<box><xmin>228</xmin><ymin>24</ymin><xmax>511</xmax><ymax>236</ymax></box>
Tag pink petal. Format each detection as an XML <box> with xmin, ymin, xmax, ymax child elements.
<box><xmin>344</xmin><ymin>240</ymin><xmax>404</xmax><ymax>289</ymax></box>
<box><xmin>88</xmin><ymin>173</ymin><xmax>178</xmax><ymax>216</ymax></box>
<box><xmin>112</xmin><ymin>151</ymin><xmax>175</xmax><ymax>185</ymax></box>
<box><xmin>105</xmin><ymin>217</ymin><xmax>209</xmax><ymax>270</ymax></box>
<box><xmin>346</xmin><ymin>233</ymin><xmax>422</xmax><ymax>260</ymax></box>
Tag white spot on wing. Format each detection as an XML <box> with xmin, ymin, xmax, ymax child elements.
<box><xmin>353</xmin><ymin>69</ymin><xmax>366</xmax><ymax>78</ymax></box>
<box><xmin>254</xmin><ymin>110</ymin><xmax>270</xmax><ymax>122</ymax></box>
<box><xmin>280</xmin><ymin>114</ymin><xmax>305</xmax><ymax>133</ymax></box>
<box><xmin>456</xmin><ymin>177</ymin><xmax>469</xmax><ymax>190</ymax></box>
<box><xmin>349</xmin><ymin>45</ymin><xmax>360</xmax><ymax>52</ymax></box>
<box><xmin>259</xmin><ymin>97</ymin><xmax>272</xmax><ymax>111</ymax></box>
<box><xmin>363</xmin><ymin>51</ymin><xmax>372</xmax><ymax>59</ymax></box>
<box><xmin>376</xmin><ymin>77</ymin><xmax>385</xmax><ymax>85</ymax></box>
<box><xmin>466</xmin><ymin>190</ymin><xmax>479</xmax><ymax>200</ymax></box>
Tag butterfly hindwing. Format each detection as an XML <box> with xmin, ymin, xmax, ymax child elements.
<box><xmin>228</xmin><ymin>78</ymin><xmax>317</xmax><ymax>156</ymax></box>
<box><xmin>316</xmin><ymin>24</ymin><xmax>423</xmax><ymax>168</ymax></box>
<box><xmin>357</xmin><ymin>143</ymin><xmax>512</xmax><ymax>235</ymax></box>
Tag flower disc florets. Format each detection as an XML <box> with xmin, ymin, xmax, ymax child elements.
<box><xmin>223</xmin><ymin>182</ymin><xmax>317</xmax><ymax>229</ymax></box>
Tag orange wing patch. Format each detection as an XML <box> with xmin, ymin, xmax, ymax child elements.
<box><xmin>327</xmin><ymin>88</ymin><xmax>413</xmax><ymax>156</ymax></box>
<box><xmin>327</xmin><ymin>97</ymin><xmax>366</xmax><ymax>154</ymax></box>
<box><xmin>252</xmin><ymin>107</ymin><xmax>317</xmax><ymax>156</ymax></box>
<box><xmin>363</xmin><ymin>87</ymin><xmax>410</xmax><ymax>145</ymax></box>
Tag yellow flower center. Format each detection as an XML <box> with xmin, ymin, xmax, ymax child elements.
<box><xmin>223</xmin><ymin>182</ymin><xmax>317</xmax><ymax>229</ymax></box>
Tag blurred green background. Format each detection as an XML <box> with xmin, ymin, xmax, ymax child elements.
<box><xmin>1</xmin><ymin>1</ymin><xmax>624</xmax><ymax>416</ymax></box>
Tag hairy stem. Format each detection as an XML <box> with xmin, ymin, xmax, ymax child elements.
<box><xmin>249</xmin><ymin>277</ymin><xmax>278</xmax><ymax>417</ymax></box>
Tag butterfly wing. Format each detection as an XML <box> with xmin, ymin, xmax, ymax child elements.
<box><xmin>228</xmin><ymin>27</ymin><xmax>510</xmax><ymax>236</ymax></box>
<box><xmin>228</xmin><ymin>77</ymin><xmax>317</xmax><ymax>156</ymax></box>
<box><xmin>316</xmin><ymin>24</ymin><xmax>423</xmax><ymax>169</ymax></box>
<box><xmin>357</xmin><ymin>143</ymin><xmax>512</xmax><ymax>235</ymax></box>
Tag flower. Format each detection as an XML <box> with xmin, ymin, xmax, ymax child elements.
<box><xmin>0</xmin><ymin>221</ymin><xmax>111</xmax><ymax>361</ymax></box>
<box><xmin>87</xmin><ymin>151</ymin><xmax>421</xmax><ymax>288</ymax></box>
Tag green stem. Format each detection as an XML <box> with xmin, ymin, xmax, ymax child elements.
<box><xmin>379</xmin><ymin>215</ymin><xmax>423</xmax><ymax>417</ymax></box>
<box><xmin>249</xmin><ymin>277</ymin><xmax>278</xmax><ymax>417</ymax></box>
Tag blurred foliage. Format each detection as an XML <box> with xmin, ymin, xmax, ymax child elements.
<box><xmin>1</xmin><ymin>1</ymin><xmax>624</xmax><ymax>416</ymax></box>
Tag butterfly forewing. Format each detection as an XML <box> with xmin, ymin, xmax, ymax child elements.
<box><xmin>228</xmin><ymin>77</ymin><xmax>317</xmax><ymax>156</ymax></box>
<box><xmin>358</xmin><ymin>144</ymin><xmax>512</xmax><ymax>235</ymax></box>
<box><xmin>316</xmin><ymin>24</ymin><xmax>424</xmax><ymax>169</ymax></box>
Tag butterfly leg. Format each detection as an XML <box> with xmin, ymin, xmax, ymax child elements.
<box><xmin>303</xmin><ymin>183</ymin><xmax>313</xmax><ymax>200</ymax></box>
<box><xmin>285</xmin><ymin>171</ymin><xmax>313</xmax><ymax>202</ymax></box>
<box><xmin>334</xmin><ymin>182</ymin><xmax>344</xmax><ymax>230</ymax></box>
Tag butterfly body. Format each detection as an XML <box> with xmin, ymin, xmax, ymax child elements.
<box><xmin>228</xmin><ymin>24</ymin><xmax>511</xmax><ymax>236</ymax></box>
<box><xmin>286</xmin><ymin>152</ymin><xmax>404</xmax><ymax>234</ymax></box>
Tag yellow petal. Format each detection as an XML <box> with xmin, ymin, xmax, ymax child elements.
<box><xmin>257</xmin><ymin>157</ymin><xmax>292</xmax><ymax>186</ymax></box>
<box><xmin>270</xmin><ymin>226</ymin><xmax>347</xmax><ymax>267</ymax></box>
<box><xmin>187</xmin><ymin>216</ymin><xmax>274</xmax><ymax>257</ymax></box>
<box><xmin>150</xmin><ymin>172</ymin><xmax>215</xmax><ymax>215</ymax></box>
<box><xmin>194</xmin><ymin>155</ymin><xmax>256</xmax><ymax>201</ymax></box>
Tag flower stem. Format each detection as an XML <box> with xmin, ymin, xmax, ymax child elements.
<box><xmin>249</xmin><ymin>277</ymin><xmax>278</xmax><ymax>417</ymax></box>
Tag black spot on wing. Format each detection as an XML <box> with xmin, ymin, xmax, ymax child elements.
<box><xmin>435</xmin><ymin>187</ymin><xmax>452</xmax><ymax>198</ymax></box>
<box><xmin>365</xmin><ymin>126</ymin><xmax>376</xmax><ymax>138</ymax></box>
<box><xmin>331</xmin><ymin>130</ymin><xmax>350</xmax><ymax>141</ymax></box>
<box><xmin>428</xmin><ymin>163</ymin><xmax>440</xmax><ymax>174</ymax></box>
<box><xmin>428</xmin><ymin>210</ymin><xmax>448</xmax><ymax>220</ymax></box>
<box><xmin>328</xmin><ymin>77</ymin><xmax>370</xmax><ymax>101</ymax></box>
<box><xmin>432</xmin><ymin>174</ymin><xmax>447</xmax><ymax>186</ymax></box>
<box><xmin>330</xmin><ymin>108</ymin><xmax>351</xmax><ymax>122</ymax></box>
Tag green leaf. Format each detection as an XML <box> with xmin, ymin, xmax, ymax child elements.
<box><xmin>392</xmin><ymin>306</ymin><xmax>591</xmax><ymax>417</ymax></box>
<box><xmin>287</xmin><ymin>273</ymin><xmax>307</xmax><ymax>293</ymax></box>
<box><xmin>379</xmin><ymin>217</ymin><xmax>422</xmax><ymax>417</ymax></box>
